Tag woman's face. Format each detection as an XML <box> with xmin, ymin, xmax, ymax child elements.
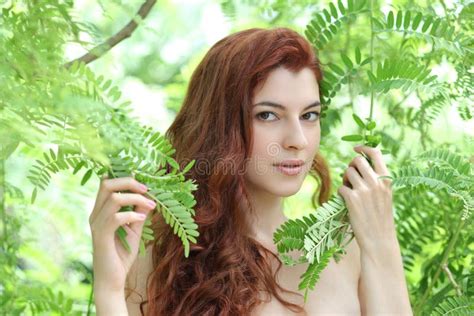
<box><xmin>244</xmin><ymin>66</ymin><xmax>321</xmax><ymax>197</ymax></box>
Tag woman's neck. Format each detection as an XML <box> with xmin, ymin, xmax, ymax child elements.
<box><xmin>242</xmin><ymin>183</ymin><xmax>288</xmax><ymax>252</ymax></box>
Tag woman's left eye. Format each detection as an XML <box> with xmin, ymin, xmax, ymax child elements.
<box><xmin>302</xmin><ymin>112</ymin><xmax>320</xmax><ymax>121</ymax></box>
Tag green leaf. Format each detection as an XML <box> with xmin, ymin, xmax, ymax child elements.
<box><xmin>341</xmin><ymin>134</ymin><xmax>363</xmax><ymax>141</ymax></box>
<box><xmin>403</xmin><ymin>11</ymin><xmax>411</xmax><ymax>29</ymax></box>
<box><xmin>102</xmin><ymin>79</ymin><xmax>112</xmax><ymax>91</ymax></box>
<box><xmin>430</xmin><ymin>18</ymin><xmax>441</xmax><ymax>35</ymax></box>
<box><xmin>348</xmin><ymin>0</ymin><xmax>354</xmax><ymax>12</ymax></box>
<box><xmin>422</xmin><ymin>16</ymin><xmax>433</xmax><ymax>32</ymax></box>
<box><xmin>359</xmin><ymin>57</ymin><xmax>372</xmax><ymax>67</ymax></box>
<box><xmin>337</xmin><ymin>0</ymin><xmax>346</xmax><ymax>14</ymax></box>
<box><xmin>352</xmin><ymin>114</ymin><xmax>366</xmax><ymax>129</ymax></box>
<box><xmin>396</xmin><ymin>11</ymin><xmax>403</xmax><ymax>28</ymax></box>
<box><xmin>31</xmin><ymin>188</ymin><xmax>38</xmax><ymax>204</ymax></box>
<box><xmin>387</xmin><ymin>11</ymin><xmax>394</xmax><ymax>28</ymax></box>
<box><xmin>73</xmin><ymin>161</ymin><xmax>86</xmax><ymax>174</ymax></box>
<box><xmin>117</xmin><ymin>227</ymin><xmax>131</xmax><ymax>252</ymax></box>
<box><xmin>323</xmin><ymin>9</ymin><xmax>332</xmax><ymax>22</ymax></box>
<box><xmin>182</xmin><ymin>240</ymin><xmax>190</xmax><ymax>258</ymax></box>
<box><xmin>366</xmin><ymin>121</ymin><xmax>376</xmax><ymax>130</ymax></box>
<box><xmin>81</xmin><ymin>169</ymin><xmax>93</xmax><ymax>185</ymax></box>
<box><xmin>366</xmin><ymin>135</ymin><xmax>381</xmax><ymax>145</ymax></box>
<box><xmin>316</xmin><ymin>14</ymin><xmax>326</xmax><ymax>28</ymax></box>
<box><xmin>355</xmin><ymin>47</ymin><xmax>361</xmax><ymax>64</ymax></box>
<box><xmin>329</xmin><ymin>2</ymin><xmax>338</xmax><ymax>18</ymax></box>
<box><xmin>341</xmin><ymin>53</ymin><xmax>353</xmax><ymax>69</ymax></box>
<box><xmin>167</xmin><ymin>158</ymin><xmax>180</xmax><ymax>170</ymax></box>
<box><xmin>328</xmin><ymin>63</ymin><xmax>345</xmax><ymax>76</ymax></box>
<box><xmin>367</xmin><ymin>70</ymin><xmax>377</xmax><ymax>84</ymax></box>
<box><xmin>412</xmin><ymin>12</ymin><xmax>422</xmax><ymax>30</ymax></box>
<box><xmin>182</xmin><ymin>159</ymin><xmax>196</xmax><ymax>174</ymax></box>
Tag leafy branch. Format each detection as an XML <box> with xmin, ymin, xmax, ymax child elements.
<box><xmin>275</xmin><ymin>0</ymin><xmax>473</xmax><ymax>307</ymax></box>
<box><xmin>305</xmin><ymin>0</ymin><xmax>369</xmax><ymax>50</ymax></box>
<box><xmin>373</xmin><ymin>10</ymin><xmax>466</xmax><ymax>56</ymax></box>
<box><xmin>64</xmin><ymin>0</ymin><xmax>157</xmax><ymax>68</ymax></box>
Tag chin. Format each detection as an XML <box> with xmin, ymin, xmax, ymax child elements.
<box><xmin>268</xmin><ymin>181</ymin><xmax>303</xmax><ymax>197</ymax></box>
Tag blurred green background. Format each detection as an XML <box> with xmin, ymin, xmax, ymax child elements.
<box><xmin>1</xmin><ymin>0</ymin><xmax>472</xmax><ymax>314</ymax></box>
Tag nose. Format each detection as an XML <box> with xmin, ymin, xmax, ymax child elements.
<box><xmin>282</xmin><ymin>120</ymin><xmax>308</xmax><ymax>150</ymax></box>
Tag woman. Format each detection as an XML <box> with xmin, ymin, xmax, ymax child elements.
<box><xmin>89</xmin><ymin>27</ymin><xmax>412</xmax><ymax>315</ymax></box>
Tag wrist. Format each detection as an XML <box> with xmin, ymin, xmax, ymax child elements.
<box><xmin>94</xmin><ymin>285</ymin><xmax>125</xmax><ymax>297</ymax></box>
<box><xmin>93</xmin><ymin>277</ymin><xmax>126</xmax><ymax>294</ymax></box>
<box><xmin>360</xmin><ymin>235</ymin><xmax>401</xmax><ymax>266</ymax></box>
<box><xmin>94</xmin><ymin>287</ymin><xmax>128</xmax><ymax>316</ymax></box>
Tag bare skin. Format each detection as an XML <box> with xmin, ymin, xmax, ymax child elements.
<box><xmin>125</xmin><ymin>66</ymin><xmax>361</xmax><ymax>315</ymax></box>
<box><xmin>124</xmin><ymin>237</ymin><xmax>361</xmax><ymax>316</ymax></box>
<box><xmin>250</xmin><ymin>237</ymin><xmax>361</xmax><ymax>315</ymax></box>
<box><xmin>96</xmin><ymin>66</ymin><xmax>411</xmax><ymax>315</ymax></box>
<box><xmin>239</xmin><ymin>66</ymin><xmax>359</xmax><ymax>314</ymax></box>
<box><xmin>89</xmin><ymin>176</ymin><xmax>156</xmax><ymax>315</ymax></box>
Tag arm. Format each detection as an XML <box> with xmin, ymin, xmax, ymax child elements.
<box><xmin>94</xmin><ymin>287</ymin><xmax>128</xmax><ymax>316</ymax></box>
<box><xmin>358</xmin><ymin>235</ymin><xmax>413</xmax><ymax>315</ymax></box>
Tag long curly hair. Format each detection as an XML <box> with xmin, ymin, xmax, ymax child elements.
<box><xmin>131</xmin><ymin>27</ymin><xmax>331</xmax><ymax>315</ymax></box>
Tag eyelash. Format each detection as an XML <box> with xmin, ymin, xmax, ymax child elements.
<box><xmin>256</xmin><ymin>111</ymin><xmax>320</xmax><ymax>122</ymax></box>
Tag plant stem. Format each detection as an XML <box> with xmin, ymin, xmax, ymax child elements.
<box><xmin>369</xmin><ymin>0</ymin><xmax>375</xmax><ymax>125</ymax></box>
<box><xmin>413</xmin><ymin>214</ymin><xmax>467</xmax><ymax>314</ymax></box>
<box><xmin>0</xmin><ymin>149</ymin><xmax>5</xmax><ymax>241</ymax></box>
<box><xmin>442</xmin><ymin>264</ymin><xmax>463</xmax><ymax>296</ymax></box>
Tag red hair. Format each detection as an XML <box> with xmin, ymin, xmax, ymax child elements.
<box><xmin>129</xmin><ymin>27</ymin><xmax>331</xmax><ymax>315</ymax></box>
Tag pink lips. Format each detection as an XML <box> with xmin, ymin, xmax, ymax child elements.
<box><xmin>273</xmin><ymin>159</ymin><xmax>305</xmax><ymax>176</ymax></box>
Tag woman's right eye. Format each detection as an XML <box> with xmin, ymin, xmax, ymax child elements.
<box><xmin>256</xmin><ymin>111</ymin><xmax>278</xmax><ymax>121</ymax></box>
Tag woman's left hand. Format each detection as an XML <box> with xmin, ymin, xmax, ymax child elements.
<box><xmin>337</xmin><ymin>145</ymin><xmax>396</xmax><ymax>256</ymax></box>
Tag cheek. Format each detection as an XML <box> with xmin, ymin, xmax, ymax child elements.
<box><xmin>250</xmin><ymin>128</ymin><xmax>278</xmax><ymax>160</ymax></box>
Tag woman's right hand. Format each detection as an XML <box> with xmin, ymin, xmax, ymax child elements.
<box><xmin>89</xmin><ymin>175</ymin><xmax>157</xmax><ymax>293</ymax></box>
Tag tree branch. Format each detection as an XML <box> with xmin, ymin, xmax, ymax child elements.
<box><xmin>64</xmin><ymin>0</ymin><xmax>157</xmax><ymax>68</ymax></box>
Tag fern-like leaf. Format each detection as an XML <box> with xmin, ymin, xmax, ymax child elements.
<box><xmin>298</xmin><ymin>246</ymin><xmax>338</xmax><ymax>303</ymax></box>
<box><xmin>273</xmin><ymin>217</ymin><xmax>310</xmax><ymax>253</ymax></box>
<box><xmin>417</xmin><ymin>148</ymin><xmax>472</xmax><ymax>177</ymax></box>
<box><xmin>375</xmin><ymin>10</ymin><xmax>465</xmax><ymax>56</ymax></box>
<box><xmin>303</xmin><ymin>196</ymin><xmax>349</xmax><ymax>264</ymax></box>
<box><xmin>305</xmin><ymin>0</ymin><xmax>368</xmax><ymax>50</ymax></box>
<box><xmin>368</xmin><ymin>58</ymin><xmax>445</xmax><ymax>96</ymax></box>
<box><xmin>320</xmin><ymin>48</ymin><xmax>372</xmax><ymax>105</ymax></box>
<box><xmin>431</xmin><ymin>295</ymin><xmax>474</xmax><ymax>315</ymax></box>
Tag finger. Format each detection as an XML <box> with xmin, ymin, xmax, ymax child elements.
<box><xmin>345</xmin><ymin>166</ymin><xmax>366</xmax><ymax>189</ymax></box>
<box><xmin>129</xmin><ymin>208</ymin><xmax>152</xmax><ymax>237</ymax></box>
<box><xmin>337</xmin><ymin>185</ymin><xmax>354</xmax><ymax>206</ymax></box>
<box><xmin>353</xmin><ymin>145</ymin><xmax>389</xmax><ymax>176</ymax></box>
<box><xmin>110</xmin><ymin>211</ymin><xmax>147</xmax><ymax>233</ymax></box>
<box><xmin>90</xmin><ymin>177</ymin><xmax>148</xmax><ymax>225</ymax></box>
<box><xmin>349</xmin><ymin>156</ymin><xmax>378</xmax><ymax>186</ymax></box>
<box><xmin>94</xmin><ymin>193</ymin><xmax>156</xmax><ymax>226</ymax></box>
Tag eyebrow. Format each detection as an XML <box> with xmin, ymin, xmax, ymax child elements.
<box><xmin>253</xmin><ymin>101</ymin><xmax>321</xmax><ymax>111</ymax></box>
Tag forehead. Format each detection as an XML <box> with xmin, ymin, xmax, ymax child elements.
<box><xmin>253</xmin><ymin>67</ymin><xmax>320</xmax><ymax>104</ymax></box>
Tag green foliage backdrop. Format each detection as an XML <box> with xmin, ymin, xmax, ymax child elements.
<box><xmin>0</xmin><ymin>0</ymin><xmax>472</xmax><ymax>314</ymax></box>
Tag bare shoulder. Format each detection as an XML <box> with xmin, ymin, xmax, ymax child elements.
<box><xmin>125</xmin><ymin>245</ymin><xmax>153</xmax><ymax>316</ymax></box>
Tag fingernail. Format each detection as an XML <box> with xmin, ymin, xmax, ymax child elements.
<box><xmin>137</xmin><ymin>213</ymin><xmax>146</xmax><ymax>219</ymax></box>
<box><xmin>139</xmin><ymin>183</ymin><xmax>148</xmax><ymax>192</ymax></box>
<box><xmin>147</xmin><ymin>200</ymin><xmax>156</xmax><ymax>208</ymax></box>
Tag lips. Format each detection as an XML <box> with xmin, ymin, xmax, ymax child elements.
<box><xmin>273</xmin><ymin>159</ymin><xmax>305</xmax><ymax>167</ymax></box>
<box><xmin>273</xmin><ymin>159</ymin><xmax>305</xmax><ymax>176</ymax></box>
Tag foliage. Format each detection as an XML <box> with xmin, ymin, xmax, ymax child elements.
<box><xmin>0</xmin><ymin>0</ymin><xmax>472</xmax><ymax>314</ymax></box>
<box><xmin>1</xmin><ymin>0</ymin><xmax>198</xmax><ymax>313</ymax></box>
<box><xmin>272</xmin><ymin>0</ymin><xmax>473</xmax><ymax>312</ymax></box>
